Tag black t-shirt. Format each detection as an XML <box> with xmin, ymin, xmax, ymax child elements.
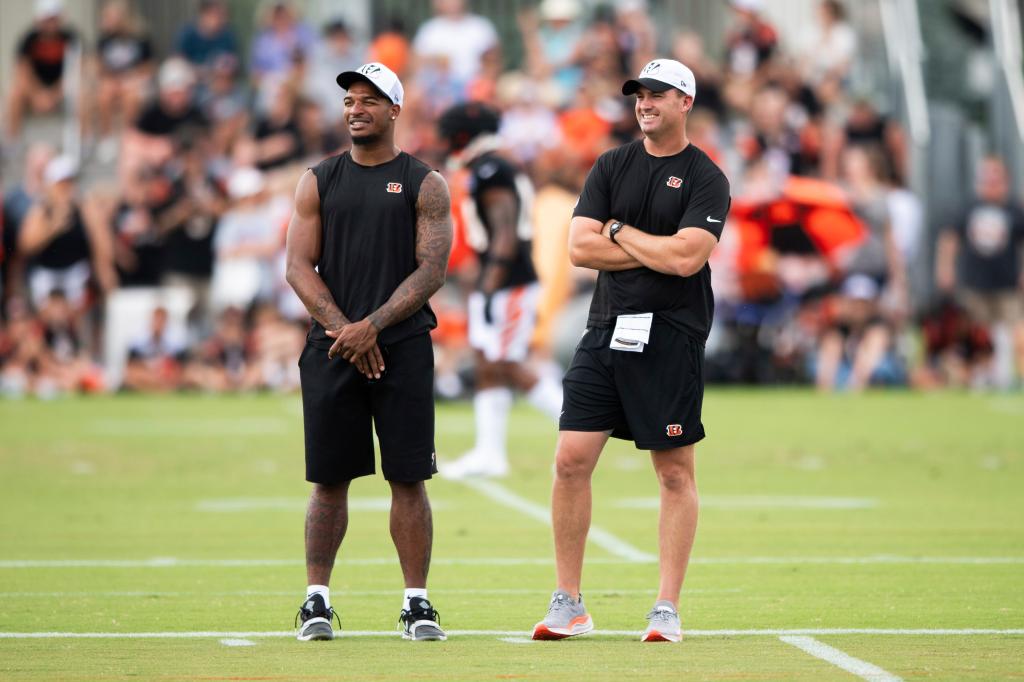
<box><xmin>308</xmin><ymin>152</ymin><xmax>437</xmax><ymax>346</ymax></box>
<box><xmin>97</xmin><ymin>31</ymin><xmax>152</xmax><ymax>73</ymax></box>
<box><xmin>572</xmin><ymin>140</ymin><xmax>731</xmax><ymax>342</ymax></box>
<box><xmin>464</xmin><ymin>152</ymin><xmax>537</xmax><ymax>290</ymax></box>
<box><xmin>950</xmin><ymin>200</ymin><xmax>1024</xmax><ymax>291</ymax></box>
<box><xmin>135</xmin><ymin>100</ymin><xmax>208</xmax><ymax>139</ymax></box>
<box><xmin>254</xmin><ymin>116</ymin><xmax>304</xmax><ymax>170</ymax></box>
<box><xmin>158</xmin><ymin>178</ymin><xmax>220</xmax><ymax>277</ymax></box>
<box><xmin>113</xmin><ymin>202</ymin><xmax>163</xmax><ymax>286</ymax></box>
<box><xmin>34</xmin><ymin>204</ymin><xmax>91</xmax><ymax>269</ymax></box>
<box><xmin>18</xmin><ymin>28</ymin><xmax>76</xmax><ymax>86</ymax></box>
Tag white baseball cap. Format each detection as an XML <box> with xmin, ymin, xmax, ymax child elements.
<box><xmin>35</xmin><ymin>0</ymin><xmax>62</xmax><ymax>19</ymax></box>
<box><xmin>622</xmin><ymin>58</ymin><xmax>697</xmax><ymax>99</ymax></box>
<box><xmin>43</xmin><ymin>155</ymin><xmax>77</xmax><ymax>186</ymax></box>
<box><xmin>336</xmin><ymin>62</ymin><xmax>404</xmax><ymax>107</ymax></box>
<box><xmin>228</xmin><ymin>167</ymin><xmax>265</xmax><ymax>199</ymax></box>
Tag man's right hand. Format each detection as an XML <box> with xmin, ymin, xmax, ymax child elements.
<box><xmin>327</xmin><ymin>329</ymin><xmax>385</xmax><ymax>380</ymax></box>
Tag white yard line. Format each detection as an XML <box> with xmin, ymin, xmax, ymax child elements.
<box><xmin>1</xmin><ymin>628</ymin><xmax>1021</xmax><ymax>639</ymax></box>
<box><xmin>616</xmin><ymin>496</ymin><xmax>879</xmax><ymax>510</ymax></box>
<box><xmin>459</xmin><ymin>478</ymin><xmax>657</xmax><ymax>563</ymax></box>
<box><xmin>780</xmin><ymin>635</ymin><xmax>902</xmax><ymax>681</ymax></box>
<box><xmin>2</xmin><ymin>555</ymin><xmax>1021</xmax><ymax>569</ymax></box>
<box><xmin>0</xmin><ymin>588</ymin><xmax>741</xmax><ymax>598</ymax></box>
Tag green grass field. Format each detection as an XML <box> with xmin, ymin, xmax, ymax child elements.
<box><xmin>1</xmin><ymin>390</ymin><xmax>1022</xmax><ymax>680</ymax></box>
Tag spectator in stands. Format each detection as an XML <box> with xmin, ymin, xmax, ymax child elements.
<box><xmin>36</xmin><ymin>288</ymin><xmax>102</xmax><ymax>394</ymax></box>
<box><xmin>413</xmin><ymin>0</ymin><xmax>500</xmax><ymax>94</ymax></box>
<box><xmin>672</xmin><ymin>31</ymin><xmax>725</xmax><ymax>121</ymax></box>
<box><xmin>123</xmin><ymin>58</ymin><xmax>209</xmax><ymax>180</ymax></box>
<box><xmin>368</xmin><ymin>17</ymin><xmax>411</xmax><ymax>78</ymax></box>
<box><xmin>158</xmin><ymin>144</ymin><xmax>225</xmax><ymax>335</ymax></box>
<box><xmin>111</xmin><ymin>164</ymin><xmax>165</xmax><ymax>287</ymax></box>
<box><xmin>181</xmin><ymin>305</ymin><xmax>251</xmax><ymax>392</ymax></box>
<box><xmin>305</xmin><ymin>19</ymin><xmax>363</xmax><ymax>126</ymax></box>
<box><xmin>91</xmin><ymin>0</ymin><xmax>154</xmax><ymax>157</ymax></box>
<box><xmin>174</xmin><ymin>0</ymin><xmax>238</xmax><ymax>74</ymax></box>
<box><xmin>17</xmin><ymin>156</ymin><xmax>117</xmax><ymax>310</ymax></box>
<box><xmin>0</xmin><ymin>298</ymin><xmax>46</xmax><ymax>397</ymax></box>
<box><xmin>724</xmin><ymin>0</ymin><xmax>778</xmax><ymax>78</ymax></box>
<box><xmin>519</xmin><ymin>0</ymin><xmax>586</xmax><ymax>106</ymax></box>
<box><xmin>122</xmin><ymin>305</ymin><xmax>186</xmax><ymax>391</ymax></box>
<box><xmin>936</xmin><ymin>155</ymin><xmax>1024</xmax><ymax>386</ymax></box>
<box><xmin>197</xmin><ymin>53</ymin><xmax>249</xmax><ymax>159</ymax></box>
<box><xmin>247</xmin><ymin>302</ymin><xmax>303</xmax><ymax>391</ymax></box>
<box><xmin>840</xmin><ymin>145</ymin><xmax>908</xmax><ymax>318</ymax></box>
<box><xmin>816</xmin><ymin>274</ymin><xmax>897</xmax><ymax>391</ymax></box>
<box><xmin>3</xmin><ymin>143</ymin><xmax>56</xmax><ymax>302</ymax></box>
<box><xmin>249</xmin><ymin>1</ymin><xmax>316</xmax><ymax>91</ymax></box>
<box><xmin>797</xmin><ymin>0</ymin><xmax>857</xmax><ymax>89</ymax></box>
<box><xmin>252</xmin><ymin>83</ymin><xmax>304</xmax><ymax>170</ymax></box>
<box><xmin>4</xmin><ymin>0</ymin><xmax>79</xmax><ymax>140</ymax></box>
<box><xmin>210</xmin><ymin>167</ymin><xmax>288</xmax><ymax>312</ymax></box>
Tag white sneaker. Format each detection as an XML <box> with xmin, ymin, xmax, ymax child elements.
<box><xmin>439</xmin><ymin>450</ymin><xmax>508</xmax><ymax>479</ymax></box>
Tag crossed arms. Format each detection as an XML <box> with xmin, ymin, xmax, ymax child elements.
<box><xmin>284</xmin><ymin>169</ymin><xmax>453</xmax><ymax>378</ymax></box>
<box><xmin>568</xmin><ymin>216</ymin><xmax>718</xmax><ymax>277</ymax></box>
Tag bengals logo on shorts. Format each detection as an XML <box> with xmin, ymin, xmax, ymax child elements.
<box><xmin>666</xmin><ymin>424</ymin><xmax>683</xmax><ymax>437</ymax></box>
<box><xmin>666</xmin><ymin>176</ymin><xmax>683</xmax><ymax>189</ymax></box>
<box><xmin>386</xmin><ymin>182</ymin><xmax>402</xmax><ymax>193</ymax></box>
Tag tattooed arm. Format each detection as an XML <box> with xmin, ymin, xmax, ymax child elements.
<box><xmin>285</xmin><ymin>170</ymin><xmax>384</xmax><ymax>377</ymax></box>
<box><xmin>327</xmin><ymin>171</ymin><xmax>453</xmax><ymax>362</ymax></box>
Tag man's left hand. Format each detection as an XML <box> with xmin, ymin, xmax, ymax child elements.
<box><xmin>326</xmin><ymin>319</ymin><xmax>379</xmax><ymax>361</ymax></box>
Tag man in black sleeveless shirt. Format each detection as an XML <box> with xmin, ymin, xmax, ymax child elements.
<box><xmin>531</xmin><ymin>59</ymin><xmax>731</xmax><ymax>643</ymax></box>
<box><xmin>284</xmin><ymin>62</ymin><xmax>453</xmax><ymax>642</ymax></box>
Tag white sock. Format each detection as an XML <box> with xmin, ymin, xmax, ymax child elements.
<box><xmin>527</xmin><ymin>374</ymin><xmax>563</xmax><ymax>421</ymax></box>
<box><xmin>306</xmin><ymin>584</ymin><xmax>330</xmax><ymax>609</ymax></box>
<box><xmin>472</xmin><ymin>387</ymin><xmax>512</xmax><ymax>461</ymax></box>
<box><xmin>403</xmin><ymin>587</ymin><xmax>428</xmax><ymax>611</ymax></box>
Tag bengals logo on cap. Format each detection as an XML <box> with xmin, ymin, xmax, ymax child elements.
<box><xmin>386</xmin><ymin>182</ymin><xmax>402</xmax><ymax>193</ymax></box>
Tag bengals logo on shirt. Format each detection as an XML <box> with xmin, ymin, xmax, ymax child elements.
<box><xmin>386</xmin><ymin>182</ymin><xmax>402</xmax><ymax>193</ymax></box>
<box><xmin>666</xmin><ymin>176</ymin><xmax>682</xmax><ymax>188</ymax></box>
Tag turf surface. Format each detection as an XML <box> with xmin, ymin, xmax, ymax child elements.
<box><xmin>0</xmin><ymin>390</ymin><xmax>1021</xmax><ymax>680</ymax></box>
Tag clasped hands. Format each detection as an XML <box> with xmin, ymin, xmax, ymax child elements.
<box><xmin>326</xmin><ymin>319</ymin><xmax>385</xmax><ymax>379</ymax></box>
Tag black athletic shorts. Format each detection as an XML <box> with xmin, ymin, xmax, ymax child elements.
<box><xmin>559</xmin><ymin>323</ymin><xmax>706</xmax><ymax>450</ymax></box>
<box><xmin>299</xmin><ymin>332</ymin><xmax>437</xmax><ymax>483</ymax></box>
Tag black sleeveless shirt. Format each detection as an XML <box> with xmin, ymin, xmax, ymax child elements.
<box><xmin>308</xmin><ymin>151</ymin><xmax>437</xmax><ymax>347</ymax></box>
<box><xmin>35</xmin><ymin>204</ymin><xmax>91</xmax><ymax>269</ymax></box>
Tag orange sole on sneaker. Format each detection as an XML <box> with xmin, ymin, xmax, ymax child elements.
<box><xmin>531</xmin><ymin>617</ymin><xmax>594</xmax><ymax>640</ymax></box>
<box><xmin>641</xmin><ymin>630</ymin><xmax>681</xmax><ymax>643</ymax></box>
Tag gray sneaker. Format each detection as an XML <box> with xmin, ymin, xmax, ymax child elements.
<box><xmin>532</xmin><ymin>590</ymin><xmax>593</xmax><ymax>640</ymax></box>
<box><xmin>641</xmin><ymin>600</ymin><xmax>681</xmax><ymax>642</ymax></box>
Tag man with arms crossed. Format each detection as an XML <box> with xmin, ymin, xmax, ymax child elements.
<box><xmin>285</xmin><ymin>62</ymin><xmax>453</xmax><ymax>641</ymax></box>
<box><xmin>532</xmin><ymin>59</ymin><xmax>730</xmax><ymax>643</ymax></box>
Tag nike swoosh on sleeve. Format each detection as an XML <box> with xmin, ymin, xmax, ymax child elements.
<box><xmin>707</xmin><ymin>216</ymin><xmax>722</xmax><ymax>223</ymax></box>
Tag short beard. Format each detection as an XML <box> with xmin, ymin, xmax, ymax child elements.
<box><xmin>351</xmin><ymin>132</ymin><xmax>382</xmax><ymax>147</ymax></box>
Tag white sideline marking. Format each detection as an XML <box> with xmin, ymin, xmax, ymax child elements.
<box><xmin>2</xmin><ymin>555</ymin><xmax>1022</xmax><ymax>568</ymax></box>
<box><xmin>2</xmin><ymin>629</ymin><xmax>1022</xmax><ymax>639</ymax></box>
<box><xmin>219</xmin><ymin>638</ymin><xmax>255</xmax><ymax>647</ymax></box>
<box><xmin>500</xmin><ymin>637</ymin><xmax>534</xmax><ymax>644</ymax></box>
<box><xmin>195</xmin><ymin>497</ymin><xmax>450</xmax><ymax>512</ymax></box>
<box><xmin>616</xmin><ymin>496</ymin><xmax>879</xmax><ymax>510</ymax></box>
<box><xmin>459</xmin><ymin>479</ymin><xmax>657</xmax><ymax>563</ymax></box>
<box><xmin>781</xmin><ymin>635</ymin><xmax>902</xmax><ymax>681</ymax></box>
<box><xmin>0</xmin><ymin>588</ymin><xmax>742</xmax><ymax>598</ymax></box>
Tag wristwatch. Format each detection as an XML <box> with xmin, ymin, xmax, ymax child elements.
<box><xmin>608</xmin><ymin>221</ymin><xmax>625</xmax><ymax>243</ymax></box>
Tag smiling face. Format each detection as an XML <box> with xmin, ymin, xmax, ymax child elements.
<box><xmin>634</xmin><ymin>86</ymin><xmax>691</xmax><ymax>139</ymax></box>
<box><xmin>343</xmin><ymin>80</ymin><xmax>399</xmax><ymax>146</ymax></box>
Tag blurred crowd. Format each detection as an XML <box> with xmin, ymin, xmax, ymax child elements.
<box><xmin>1</xmin><ymin>0</ymin><xmax>1022</xmax><ymax>398</ymax></box>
